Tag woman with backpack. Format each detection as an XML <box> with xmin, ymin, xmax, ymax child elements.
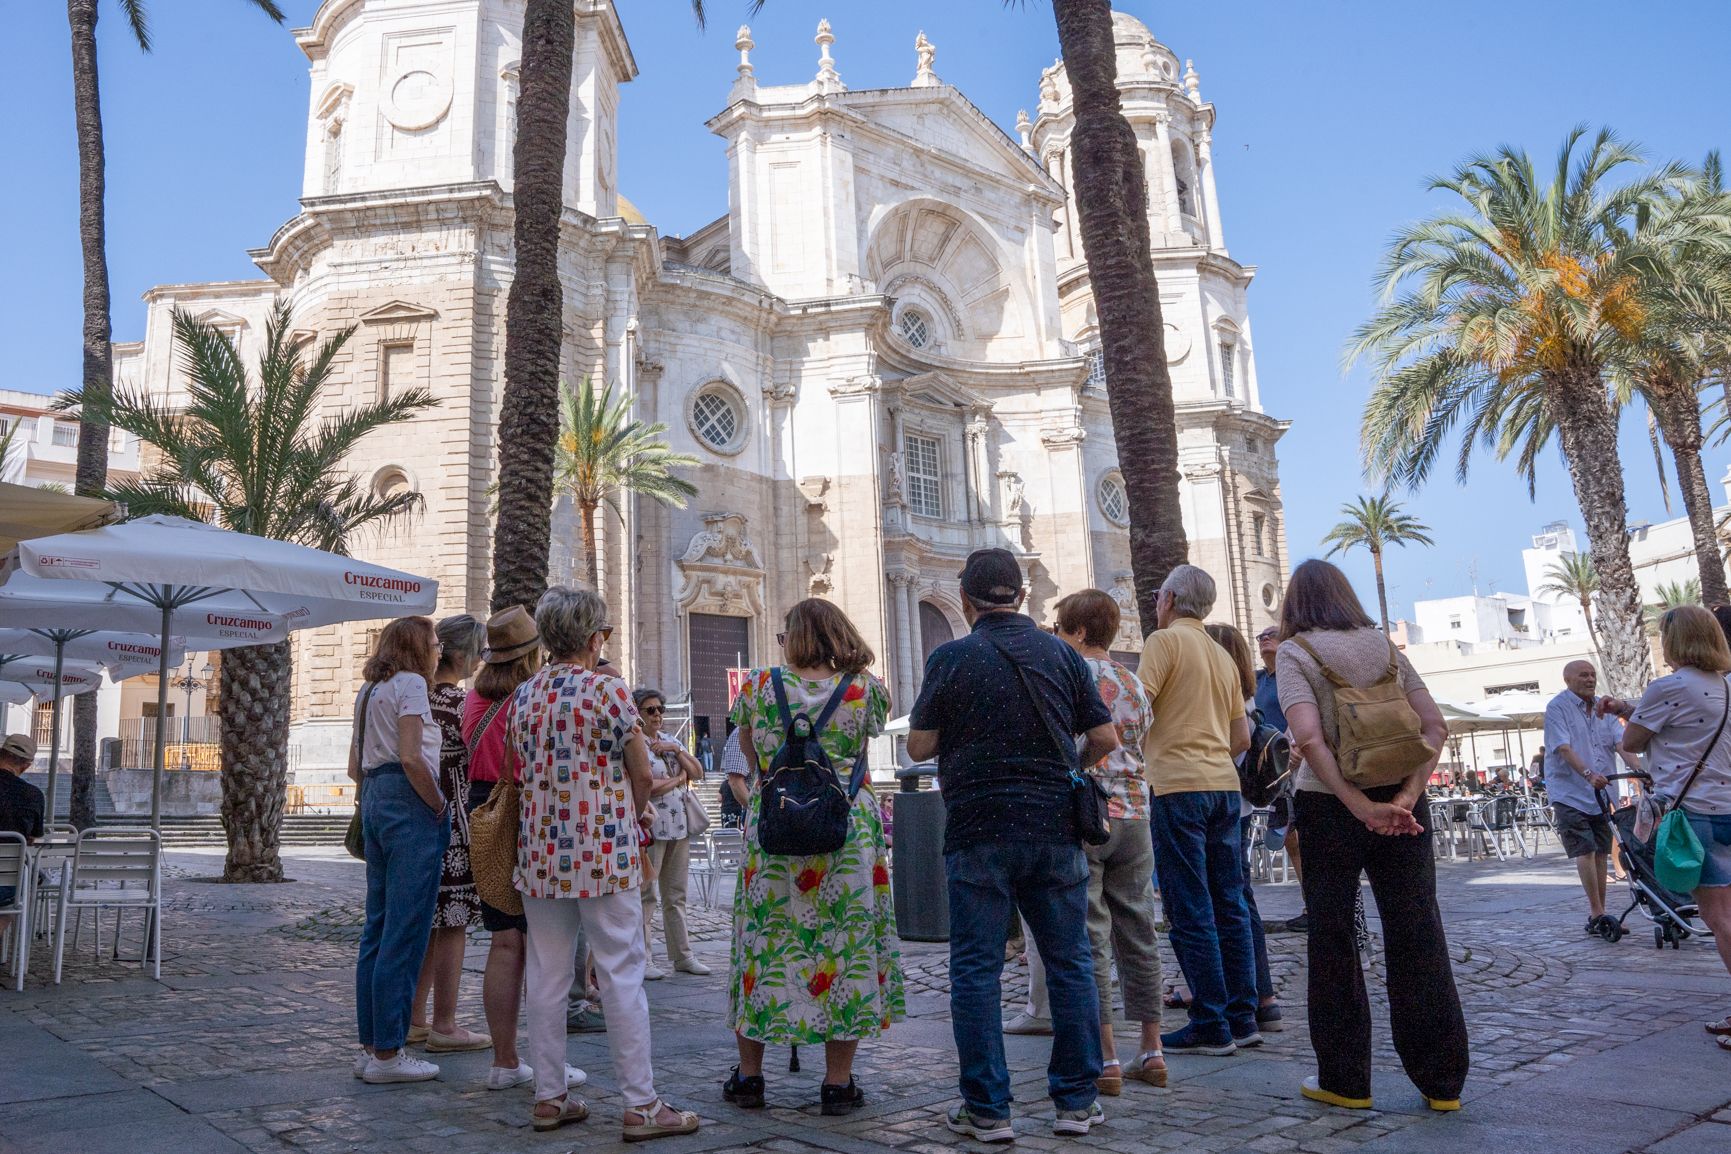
<box><xmin>722</xmin><ymin>598</ymin><xmax>904</xmax><ymax>1115</ymax></box>
<box><xmin>1274</xmin><ymin>559</ymin><xmax>1465</xmax><ymax>1113</ymax></box>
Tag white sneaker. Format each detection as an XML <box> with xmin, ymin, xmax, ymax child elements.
<box><xmin>487</xmin><ymin>1063</ymin><xmax>534</xmax><ymax>1091</ymax></box>
<box><xmin>362</xmin><ymin>1052</ymin><xmax>440</xmax><ymax>1084</ymax></box>
<box><xmin>564</xmin><ymin>1064</ymin><xmax>587</xmax><ymax>1088</ymax></box>
<box><xmin>643</xmin><ymin>965</ymin><xmax>666</xmax><ymax>981</ymax></box>
<box><xmin>1003</xmin><ymin>1011</ymin><xmax>1053</xmax><ymax>1036</ymax></box>
<box><xmin>674</xmin><ymin>959</ymin><xmax>713</xmax><ymax>975</ymax></box>
<box><xmin>352</xmin><ymin>1050</ymin><xmax>371</xmax><ymax>1079</ymax></box>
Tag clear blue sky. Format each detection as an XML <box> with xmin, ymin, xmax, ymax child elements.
<box><xmin>6</xmin><ymin>1</ymin><xmax>1729</xmax><ymax>619</ymax></box>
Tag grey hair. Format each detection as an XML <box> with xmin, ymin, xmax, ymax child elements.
<box><xmin>435</xmin><ymin>613</ymin><xmax>485</xmax><ymax>670</ymax></box>
<box><xmin>536</xmin><ymin>585</ymin><xmax>609</xmax><ymax>658</ymax></box>
<box><xmin>1161</xmin><ymin>564</ymin><xmax>1217</xmax><ymax>621</ymax></box>
<box><xmin>632</xmin><ymin>687</ymin><xmax>665</xmax><ymax>709</ymax></box>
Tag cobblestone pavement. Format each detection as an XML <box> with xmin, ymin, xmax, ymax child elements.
<box><xmin>3</xmin><ymin>842</ymin><xmax>1730</xmax><ymax>1154</ymax></box>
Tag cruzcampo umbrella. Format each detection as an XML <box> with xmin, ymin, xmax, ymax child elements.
<box><xmin>0</xmin><ymin>515</ymin><xmax>438</xmax><ymax>826</ymax></box>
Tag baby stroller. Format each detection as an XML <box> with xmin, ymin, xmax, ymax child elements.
<box><xmin>1600</xmin><ymin>772</ymin><xmax>1714</xmax><ymax>948</ymax></box>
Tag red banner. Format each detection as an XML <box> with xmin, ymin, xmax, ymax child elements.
<box><xmin>726</xmin><ymin>667</ymin><xmax>752</xmax><ymax>706</ymax></box>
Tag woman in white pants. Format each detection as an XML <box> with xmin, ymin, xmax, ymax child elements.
<box><xmin>507</xmin><ymin>586</ymin><xmax>700</xmax><ymax>1141</ymax></box>
<box><xmin>634</xmin><ymin>687</ymin><xmax>711</xmax><ymax>978</ymax></box>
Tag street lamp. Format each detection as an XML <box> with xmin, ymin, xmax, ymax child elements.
<box><xmin>170</xmin><ymin>657</ymin><xmax>215</xmax><ymax>772</ymax></box>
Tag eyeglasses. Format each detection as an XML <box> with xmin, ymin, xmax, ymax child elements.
<box><xmin>776</xmin><ymin>631</ymin><xmax>787</xmax><ymax>647</ymax></box>
<box><xmin>641</xmin><ymin>705</ymin><xmax>664</xmax><ymax>715</ymax></box>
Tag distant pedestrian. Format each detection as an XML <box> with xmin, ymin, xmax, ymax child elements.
<box><xmin>408</xmin><ymin>614</ymin><xmax>490</xmax><ymax>1055</ymax></box>
<box><xmin>1276</xmin><ymin>558</ymin><xmax>1466</xmax><ymax>1111</ymax></box>
<box><xmin>908</xmin><ymin>548</ymin><xmax>1117</xmax><ymax>1140</ymax></box>
<box><xmin>634</xmin><ymin>687</ymin><xmax>711</xmax><ymax>978</ymax></box>
<box><xmin>1138</xmin><ymin>565</ymin><xmax>1259</xmax><ymax>1056</ymax></box>
<box><xmin>724</xmin><ymin>598</ymin><xmax>901</xmax><ymax>1116</ymax></box>
<box><xmin>1257</xmin><ymin>624</ymin><xmax>1308</xmax><ymax>933</ymax></box>
<box><xmin>511</xmin><ymin>587</ymin><xmax>697</xmax><ymax>1139</ymax></box>
<box><xmin>719</xmin><ymin>723</ymin><xmax>748</xmax><ymax>828</ymax></box>
<box><xmin>351</xmin><ymin>616</ymin><xmax>450</xmax><ymax>1085</ymax></box>
<box><xmin>1543</xmin><ymin>661</ymin><xmax>1633</xmax><ymax>934</ymax></box>
<box><xmin>0</xmin><ymin>734</ymin><xmax>43</xmax><ymax>932</ymax></box>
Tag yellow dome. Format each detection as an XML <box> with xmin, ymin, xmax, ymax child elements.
<box><xmin>617</xmin><ymin>194</ymin><xmax>648</xmax><ymax>226</ymax></box>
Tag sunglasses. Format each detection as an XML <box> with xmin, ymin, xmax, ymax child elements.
<box><xmin>641</xmin><ymin>704</ymin><xmax>664</xmax><ymax>715</ymax></box>
<box><xmin>595</xmin><ymin>625</ymin><xmax>614</xmax><ymax>642</ymax></box>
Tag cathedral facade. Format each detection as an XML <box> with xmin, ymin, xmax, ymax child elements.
<box><xmin>114</xmin><ymin>0</ymin><xmax>1288</xmax><ymax>775</ymax></box>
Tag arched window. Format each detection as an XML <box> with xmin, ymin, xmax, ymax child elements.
<box><xmin>1097</xmin><ymin>472</ymin><xmax>1130</xmax><ymax>527</ymax></box>
<box><xmin>898</xmin><ymin>308</ymin><xmax>932</xmax><ymax>350</ymax></box>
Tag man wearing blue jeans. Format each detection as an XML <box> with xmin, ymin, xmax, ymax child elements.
<box><xmin>1138</xmin><ymin>565</ymin><xmax>1259</xmax><ymax>1054</ymax></box>
<box><xmin>909</xmin><ymin>549</ymin><xmax>1119</xmax><ymax>1141</ymax></box>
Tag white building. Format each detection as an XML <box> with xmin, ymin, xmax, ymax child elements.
<box><xmin>112</xmin><ymin>1</ymin><xmax>1289</xmax><ymax>785</ymax></box>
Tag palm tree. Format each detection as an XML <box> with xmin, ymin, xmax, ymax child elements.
<box><xmin>555</xmin><ymin>378</ymin><xmax>698</xmax><ymax>589</ymax></box>
<box><xmin>62</xmin><ymin>304</ymin><xmax>436</xmax><ymax>882</ymax></box>
<box><xmin>64</xmin><ymin>0</ymin><xmax>285</xmax><ymax>830</ymax></box>
<box><xmin>489</xmin><ymin>0</ymin><xmax>573</xmax><ymax>614</ymax></box>
<box><xmin>1351</xmin><ymin>127</ymin><xmax>1684</xmax><ymax>698</ymax></box>
<box><xmin>1320</xmin><ymin>495</ymin><xmax>1433</xmax><ymax>633</ymax></box>
<box><xmin>690</xmin><ymin>0</ymin><xmax>1189</xmax><ymax>627</ymax></box>
<box><xmin>1646</xmin><ymin>578</ymin><xmax>1701</xmax><ymax>630</ymax></box>
<box><xmin>1538</xmin><ymin>552</ymin><xmax>1604</xmax><ymax>662</ymax></box>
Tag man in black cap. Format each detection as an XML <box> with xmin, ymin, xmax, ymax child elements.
<box><xmin>908</xmin><ymin>548</ymin><xmax>1119</xmax><ymax>1140</ymax></box>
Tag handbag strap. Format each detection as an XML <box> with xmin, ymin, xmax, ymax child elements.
<box><xmin>1290</xmin><ymin>635</ymin><xmax>1354</xmax><ymax>690</ymax></box>
<box><xmin>467</xmin><ymin>695</ymin><xmax>509</xmax><ymax>758</ymax></box>
<box><xmin>978</xmin><ymin>625</ymin><xmax>1079</xmax><ymax>776</ymax></box>
<box><xmin>353</xmin><ymin>682</ymin><xmax>378</xmax><ymax>779</ymax></box>
<box><xmin>770</xmin><ymin>668</ymin><xmax>854</xmax><ymax>752</ymax></box>
<box><xmin>1677</xmin><ymin>680</ymin><xmax>1730</xmax><ymax>805</ymax></box>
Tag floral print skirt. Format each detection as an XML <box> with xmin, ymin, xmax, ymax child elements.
<box><xmin>729</xmin><ymin>789</ymin><xmax>906</xmax><ymax>1044</ymax></box>
<box><xmin>431</xmin><ymin>810</ymin><xmax>480</xmax><ymax>930</ymax></box>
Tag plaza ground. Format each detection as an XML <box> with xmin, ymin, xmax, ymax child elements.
<box><xmin>2</xmin><ymin>843</ymin><xmax>1729</xmax><ymax>1154</ymax></box>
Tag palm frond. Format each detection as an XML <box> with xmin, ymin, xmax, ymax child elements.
<box><xmin>117</xmin><ymin>0</ymin><xmax>152</xmax><ymax>51</ymax></box>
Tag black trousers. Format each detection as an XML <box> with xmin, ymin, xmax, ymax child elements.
<box><xmin>1295</xmin><ymin>786</ymin><xmax>1469</xmax><ymax>1101</ymax></box>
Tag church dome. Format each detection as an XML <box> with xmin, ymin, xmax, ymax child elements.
<box><xmin>617</xmin><ymin>194</ymin><xmax>648</xmax><ymax>226</ymax></box>
<box><xmin>1110</xmin><ymin>10</ymin><xmax>1181</xmax><ymax>85</ymax></box>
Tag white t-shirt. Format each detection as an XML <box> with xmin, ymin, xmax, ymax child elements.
<box><xmin>354</xmin><ymin>672</ymin><xmax>440</xmax><ymax>773</ymax></box>
<box><xmin>1629</xmin><ymin>667</ymin><xmax>1731</xmax><ymax>815</ymax></box>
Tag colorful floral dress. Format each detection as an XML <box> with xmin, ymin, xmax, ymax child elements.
<box><xmin>429</xmin><ymin>682</ymin><xmax>480</xmax><ymax>928</ymax></box>
<box><xmin>1083</xmin><ymin>656</ymin><xmax>1153</xmax><ymax>821</ymax></box>
<box><xmin>728</xmin><ymin>668</ymin><xmax>905</xmax><ymax>1044</ymax></box>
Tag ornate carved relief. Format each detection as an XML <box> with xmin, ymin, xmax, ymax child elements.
<box><xmin>674</xmin><ymin>513</ymin><xmax>765</xmax><ymax>617</ymax></box>
<box><xmin>1109</xmin><ymin>571</ymin><xmax>1142</xmax><ymax>650</ymax></box>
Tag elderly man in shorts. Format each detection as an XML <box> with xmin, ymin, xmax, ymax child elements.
<box><xmin>1542</xmin><ymin>661</ymin><xmax>1638</xmax><ymax>935</ymax></box>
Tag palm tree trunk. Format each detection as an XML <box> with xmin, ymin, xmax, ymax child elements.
<box><xmin>581</xmin><ymin>499</ymin><xmax>600</xmax><ymax>590</ymax></box>
<box><xmin>490</xmin><ymin>0</ymin><xmax>574</xmax><ymax>613</ymax></box>
<box><xmin>68</xmin><ymin>0</ymin><xmax>112</xmax><ymax>831</ymax></box>
<box><xmin>1550</xmin><ymin>372</ymin><xmax>1650</xmax><ymax>697</ymax></box>
<box><xmin>218</xmin><ymin>641</ymin><xmax>292</xmax><ymax>883</ymax></box>
<box><xmin>1372</xmin><ymin>549</ymin><xmax>1390</xmax><ymax>634</ymax></box>
<box><xmin>1052</xmin><ymin>0</ymin><xmax>1187</xmax><ymax>630</ymax></box>
<box><xmin>1651</xmin><ymin>388</ymin><xmax>1728</xmax><ymax>606</ymax></box>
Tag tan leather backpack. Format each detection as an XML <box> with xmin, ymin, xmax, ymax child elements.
<box><xmin>1293</xmin><ymin>636</ymin><xmax>1435</xmax><ymax>788</ymax></box>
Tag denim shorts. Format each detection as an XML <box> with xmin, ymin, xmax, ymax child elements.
<box><xmin>1684</xmin><ymin>810</ymin><xmax>1731</xmax><ymax>888</ymax></box>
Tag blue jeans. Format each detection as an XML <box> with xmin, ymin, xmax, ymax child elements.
<box><xmin>355</xmin><ymin>766</ymin><xmax>450</xmax><ymax>1051</ymax></box>
<box><xmin>1240</xmin><ymin>813</ymin><xmax>1275</xmax><ymax>1002</ymax></box>
<box><xmin>947</xmin><ymin>840</ymin><xmax>1101</xmax><ymax>1119</ymax></box>
<box><xmin>1151</xmin><ymin>791</ymin><xmax>1258</xmax><ymax>1039</ymax></box>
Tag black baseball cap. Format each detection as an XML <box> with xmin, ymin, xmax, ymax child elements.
<box><xmin>960</xmin><ymin>548</ymin><xmax>1024</xmax><ymax>606</ymax></box>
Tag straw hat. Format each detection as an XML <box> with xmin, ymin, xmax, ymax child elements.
<box><xmin>482</xmin><ymin>606</ymin><xmax>540</xmax><ymax>664</ymax></box>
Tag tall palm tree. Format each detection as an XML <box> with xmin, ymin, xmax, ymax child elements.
<box><xmin>1647</xmin><ymin>577</ymin><xmax>1701</xmax><ymax>626</ymax></box>
<box><xmin>1351</xmin><ymin>127</ymin><xmax>1685</xmax><ymax>697</ymax></box>
<box><xmin>489</xmin><ymin>0</ymin><xmax>573</xmax><ymax>614</ymax></box>
<box><xmin>64</xmin><ymin>0</ymin><xmax>285</xmax><ymax>829</ymax></box>
<box><xmin>555</xmin><ymin>378</ymin><xmax>698</xmax><ymax>589</ymax></box>
<box><xmin>62</xmin><ymin>304</ymin><xmax>436</xmax><ymax>882</ymax></box>
<box><xmin>1320</xmin><ymin>495</ymin><xmax>1433</xmax><ymax>633</ymax></box>
<box><xmin>1538</xmin><ymin>552</ymin><xmax>1604</xmax><ymax>663</ymax></box>
<box><xmin>691</xmin><ymin>0</ymin><xmax>1189</xmax><ymax>627</ymax></box>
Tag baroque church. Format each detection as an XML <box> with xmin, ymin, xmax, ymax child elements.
<box><xmin>113</xmin><ymin>0</ymin><xmax>1288</xmax><ymax>777</ymax></box>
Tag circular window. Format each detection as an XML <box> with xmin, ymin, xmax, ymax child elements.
<box><xmin>372</xmin><ymin>466</ymin><xmax>411</xmax><ymax>502</ymax></box>
<box><xmin>1261</xmin><ymin>583</ymin><xmax>1279</xmax><ymax>610</ymax></box>
<box><xmin>1098</xmin><ymin>473</ymin><xmax>1129</xmax><ymax>527</ymax></box>
<box><xmin>688</xmin><ymin>384</ymin><xmax>747</xmax><ymax>455</ymax></box>
<box><xmin>898</xmin><ymin>309</ymin><xmax>931</xmax><ymax>349</ymax></box>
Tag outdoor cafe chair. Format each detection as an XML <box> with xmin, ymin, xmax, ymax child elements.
<box><xmin>697</xmin><ymin>828</ymin><xmax>747</xmax><ymax>911</ymax></box>
<box><xmin>1466</xmin><ymin>796</ymin><xmax>1531</xmax><ymax>862</ymax></box>
<box><xmin>0</xmin><ymin>832</ymin><xmax>30</xmax><ymax>990</ymax></box>
<box><xmin>52</xmin><ymin>827</ymin><xmax>162</xmax><ymax>983</ymax></box>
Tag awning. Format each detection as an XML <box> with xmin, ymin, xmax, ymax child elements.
<box><xmin>0</xmin><ymin>481</ymin><xmax>122</xmax><ymax>554</ymax></box>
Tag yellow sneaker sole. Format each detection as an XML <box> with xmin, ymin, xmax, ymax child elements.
<box><xmin>1425</xmin><ymin>1097</ymin><xmax>1462</xmax><ymax>1112</ymax></box>
<box><xmin>1301</xmin><ymin>1082</ymin><xmax>1374</xmax><ymax>1110</ymax></box>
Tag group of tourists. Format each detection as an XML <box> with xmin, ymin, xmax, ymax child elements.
<box><xmin>337</xmin><ymin>541</ymin><xmax>1728</xmax><ymax>1138</ymax></box>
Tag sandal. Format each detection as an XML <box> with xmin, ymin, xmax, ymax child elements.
<box><xmin>1704</xmin><ymin>1018</ymin><xmax>1731</xmax><ymax>1037</ymax></box>
<box><xmin>1717</xmin><ymin>1035</ymin><xmax>1731</xmax><ymax>1053</ymax></box>
<box><xmin>1163</xmin><ymin>987</ymin><xmax>1191</xmax><ymax>1010</ymax></box>
<box><xmin>531</xmin><ymin>1095</ymin><xmax>590</xmax><ymax>1132</ymax></box>
<box><xmin>1096</xmin><ymin>1060</ymin><xmax>1122</xmax><ymax>1097</ymax></box>
<box><xmin>623</xmin><ymin>1098</ymin><xmax>700</xmax><ymax>1142</ymax></box>
<box><xmin>1125</xmin><ymin>1050</ymin><xmax>1167</xmax><ymax>1088</ymax></box>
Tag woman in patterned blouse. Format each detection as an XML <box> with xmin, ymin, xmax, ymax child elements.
<box><xmin>509</xmin><ymin>586</ymin><xmax>699</xmax><ymax>1141</ymax></box>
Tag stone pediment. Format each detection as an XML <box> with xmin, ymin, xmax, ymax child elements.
<box><xmin>192</xmin><ymin>308</ymin><xmax>247</xmax><ymax>328</ymax></box>
<box><xmin>842</xmin><ymin>88</ymin><xmax>1058</xmax><ymax>201</ymax></box>
<box><xmin>358</xmin><ymin>300</ymin><xmax>438</xmax><ymax>325</ymax></box>
<box><xmin>674</xmin><ymin>513</ymin><xmax>764</xmax><ymax>618</ymax></box>
<box><xmin>892</xmin><ymin>371</ymin><xmax>992</xmax><ymax>415</ymax></box>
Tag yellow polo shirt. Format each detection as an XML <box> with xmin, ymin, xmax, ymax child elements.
<box><xmin>1137</xmin><ymin>617</ymin><xmax>1245</xmax><ymax>796</ymax></box>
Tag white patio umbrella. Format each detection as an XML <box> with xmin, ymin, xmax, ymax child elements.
<box><xmin>0</xmin><ymin>682</ymin><xmax>31</xmax><ymax>707</ymax></box>
<box><xmin>0</xmin><ymin>515</ymin><xmax>438</xmax><ymax>825</ymax></box>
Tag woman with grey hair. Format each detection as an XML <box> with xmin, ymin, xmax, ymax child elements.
<box><xmin>509</xmin><ymin>586</ymin><xmax>699</xmax><ymax>1139</ymax></box>
<box><xmin>633</xmin><ymin>686</ymin><xmax>710</xmax><ymax>979</ymax></box>
<box><xmin>407</xmin><ymin>613</ymin><xmax>491</xmax><ymax>1053</ymax></box>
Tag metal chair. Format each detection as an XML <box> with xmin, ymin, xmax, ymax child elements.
<box><xmin>52</xmin><ymin>827</ymin><xmax>162</xmax><ymax>983</ymax></box>
<box><xmin>699</xmin><ymin>827</ymin><xmax>747</xmax><ymax>911</ymax></box>
<box><xmin>1467</xmin><ymin>796</ymin><xmax>1530</xmax><ymax>861</ymax></box>
<box><xmin>1429</xmin><ymin>802</ymin><xmax>1459</xmax><ymax>861</ymax></box>
<box><xmin>0</xmin><ymin>832</ymin><xmax>30</xmax><ymax>991</ymax></box>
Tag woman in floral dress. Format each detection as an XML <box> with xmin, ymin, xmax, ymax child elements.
<box><xmin>723</xmin><ymin>598</ymin><xmax>904</xmax><ymax>1116</ymax></box>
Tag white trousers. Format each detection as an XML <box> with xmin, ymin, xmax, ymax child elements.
<box><xmin>641</xmin><ymin>837</ymin><xmax>693</xmax><ymax>966</ymax></box>
<box><xmin>523</xmin><ymin>890</ymin><xmax>657</xmax><ymax>1106</ymax></box>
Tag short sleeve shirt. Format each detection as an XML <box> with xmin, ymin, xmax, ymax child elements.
<box><xmin>1542</xmin><ymin>690</ymin><xmax>1622</xmax><ymax>814</ymax></box>
<box><xmin>461</xmin><ymin>690</ymin><xmax>515</xmax><ymax>785</ymax></box>
<box><xmin>910</xmin><ymin>612</ymin><xmax>1111</xmax><ymax>850</ymax></box>
<box><xmin>1138</xmin><ymin>618</ymin><xmax>1247</xmax><ymax>796</ymax></box>
<box><xmin>1276</xmin><ymin>628</ymin><xmax>1426</xmax><ymax>794</ymax></box>
<box><xmin>729</xmin><ymin>669</ymin><xmax>889</xmax><ymax>778</ymax></box>
<box><xmin>1630</xmin><ymin>667</ymin><xmax>1731</xmax><ymax>815</ymax></box>
<box><xmin>354</xmin><ymin>672</ymin><xmax>439</xmax><ymax>773</ymax></box>
<box><xmin>1083</xmin><ymin>656</ymin><xmax>1153</xmax><ymax>821</ymax></box>
<box><xmin>0</xmin><ymin>773</ymin><xmax>45</xmax><ymax>841</ymax></box>
<box><xmin>1254</xmin><ymin>669</ymin><xmax>1287</xmax><ymax>733</ymax></box>
<box><xmin>646</xmin><ymin>729</ymin><xmax>690</xmax><ymax>842</ymax></box>
<box><xmin>509</xmin><ymin>664</ymin><xmax>643</xmax><ymax>899</ymax></box>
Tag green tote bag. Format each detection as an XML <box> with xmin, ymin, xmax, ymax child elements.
<box><xmin>1653</xmin><ymin>684</ymin><xmax>1727</xmax><ymax>895</ymax></box>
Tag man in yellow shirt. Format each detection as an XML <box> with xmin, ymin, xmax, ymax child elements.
<box><xmin>1137</xmin><ymin>564</ymin><xmax>1259</xmax><ymax>1055</ymax></box>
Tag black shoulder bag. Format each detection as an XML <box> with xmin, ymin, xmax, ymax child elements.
<box><xmin>979</xmin><ymin>628</ymin><xmax>1112</xmax><ymax>846</ymax></box>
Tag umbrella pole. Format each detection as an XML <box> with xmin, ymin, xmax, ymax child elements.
<box><xmin>46</xmin><ymin>637</ymin><xmax>66</xmax><ymax>826</ymax></box>
<box><xmin>152</xmin><ymin>600</ymin><xmax>172</xmax><ymax>831</ymax></box>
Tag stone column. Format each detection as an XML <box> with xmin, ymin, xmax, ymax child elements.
<box><xmin>1198</xmin><ymin>130</ymin><xmax>1227</xmax><ymax>253</ymax></box>
<box><xmin>1152</xmin><ymin>114</ymin><xmax>1183</xmax><ymax>236</ymax></box>
<box><xmin>908</xmin><ymin>581</ymin><xmax>925</xmax><ymax>694</ymax></box>
<box><xmin>890</xmin><ymin>572</ymin><xmax>916</xmax><ymax>706</ymax></box>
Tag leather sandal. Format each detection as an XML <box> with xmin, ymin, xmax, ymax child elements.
<box><xmin>531</xmin><ymin>1095</ymin><xmax>590</xmax><ymax>1132</ymax></box>
<box><xmin>1126</xmin><ymin>1050</ymin><xmax>1167</xmax><ymax>1088</ymax></box>
<box><xmin>1704</xmin><ymin>1017</ymin><xmax>1731</xmax><ymax>1036</ymax></box>
<box><xmin>1096</xmin><ymin>1060</ymin><xmax>1122</xmax><ymax>1096</ymax></box>
<box><xmin>622</xmin><ymin>1098</ymin><xmax>700</xmax><ymax>1142</ymax></box>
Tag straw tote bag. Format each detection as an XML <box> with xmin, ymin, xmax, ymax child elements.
<box><xmin>464</xmin><ymin>699</ymin><xmax>521</xmax><ymax>916</ymax></box>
